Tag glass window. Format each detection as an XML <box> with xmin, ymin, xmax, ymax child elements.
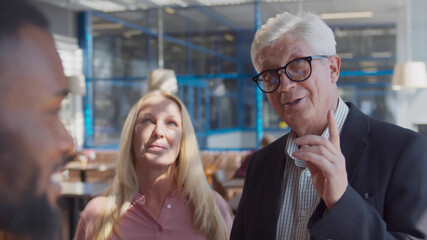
<box><xmin>92</xmin><ymin>80</ymin><xmax>144</xmax><ymax>146</ymax></box>
<box><xmin>164</xmin><ymin>42</ymin><xmax>188</xmax><ymax>75</ymax></box>
<box><xmin>357</xmin><ymin>88</ymin><xmax>394</xmax><ymax>123</ymax></box>
<box><xmin>339</xmin><ymin>84</ymin><xmax>394</xmax><ymax>123</ymax></box>
<box><xmin>83</xmin><ymin>5</ymin><xmax>397</xmax><ymax>149</ymax></box>
<box><xmin>242</xmin><ymin>78</ymin><xmax>256</xmax><ymax>128</ymax></box>
<box><xmin>263</xmin><ymin>96</ymin><xmax>282</xmax><ymax>129</ymax></box>
<box><xmin>209</xmin><ymin>96</ymin><xmax>238</xmax><ymax>129</ymax></box>
<box><xmin>92</xmin><ymin>17</ymin><xmax>158</xmax><ymax>79</ymax></box>
<box><xmin>209</xmin><ymin>78</ymin><xmax>238</xmax><ymax>129</ymax></box>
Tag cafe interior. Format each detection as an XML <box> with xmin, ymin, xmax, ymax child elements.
<box><xmin>26</xmin><ymin>0</ymin><xmax>427</xmax><ymax>239</ymax></box>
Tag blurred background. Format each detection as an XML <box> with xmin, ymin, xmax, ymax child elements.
<box><xmin>31</xmin><ymin>0</ymin><xmax>427</xmax><ymax>150</ymax></box>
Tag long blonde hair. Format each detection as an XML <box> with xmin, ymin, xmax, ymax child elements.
<box><xmin>91</xmin><ymin>91</ymin><xmax>229</xmax><ymax>240</ymax></box>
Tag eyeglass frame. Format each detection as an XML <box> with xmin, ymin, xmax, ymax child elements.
<box><xmin>252</xmin><ymin>55</ymin><xmax>330</xmax><ymax>93</ymax></box>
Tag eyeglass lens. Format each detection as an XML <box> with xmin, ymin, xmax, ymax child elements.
<box><xmin>257</xmin><ymin>58</ymin><xmax>312</xmax><ymax>92</ymax></box>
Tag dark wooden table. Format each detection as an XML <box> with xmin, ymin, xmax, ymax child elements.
<box><xmin>64</xmin><ymin>161</ymin><xmax>115</xmax><ymax>182</ymax></box>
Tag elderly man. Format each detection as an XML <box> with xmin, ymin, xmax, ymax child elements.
<box><xmin>0</xmin><ymin>0</ymin><xmax>75</xmax><ymax>239</ymax></box>
<box><xmin>231</xmin><ymin>12</ymin><xmax>427</xmax><ymax>240</ymax></box>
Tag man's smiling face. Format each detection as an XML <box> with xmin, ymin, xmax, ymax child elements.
<box><xmin>257</xmin><ymin>33</ymin><xmax>340</xmax><ymax>136</ymax></box>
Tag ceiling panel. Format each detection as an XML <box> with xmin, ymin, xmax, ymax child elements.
<box><xmin>34</xmin><ymin>0</ymin><xmax>407</xmax><ymax>31</ymax></box>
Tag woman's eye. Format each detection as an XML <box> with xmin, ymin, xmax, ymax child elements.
<box><xmin>167</xmin><ymin>121</ymin><xmax>178</xmax><ymax>127</ymax></box>
<box><xmin>141</xmin><ymin>118</ymin><xmax>152</xmax><ymax>124</ymax></box>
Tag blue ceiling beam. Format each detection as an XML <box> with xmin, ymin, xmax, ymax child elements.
<box><xmin>194</xmin><ymin>6</ymin><xmax>240</xmax><ymax>31</ymax></box>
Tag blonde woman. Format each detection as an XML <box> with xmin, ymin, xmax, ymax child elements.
<box><xmin>74</xmin><ymin>91</ymin><xmax>232</xmax><ymax>240</ymax></box>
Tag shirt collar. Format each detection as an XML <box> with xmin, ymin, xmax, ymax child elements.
<box><xmin>132</xmin><ymin>189</ymin><xmax>180</xmax><ymax>205</ymax></box>
<box><xmin>285</xmin><ymin>98</ymin><xmax>349</xmax><ymax>168</ymax></box>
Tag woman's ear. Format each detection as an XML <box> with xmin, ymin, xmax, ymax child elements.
<box><xmin>329</xmin><ymin>55</ymin><xmax>341</xmax><ymax>84</ymax></box>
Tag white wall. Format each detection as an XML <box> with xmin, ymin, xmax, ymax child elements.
<box><xmin>394</xmin><ymin>89</ymin><xmax>427</xmax><ymax>131</ymax></box>
<box><xmin>33</xmin><ymin>2</ymin><xmax>86</xmax><ymax>149</ymax></box>
<box><xmin>411</xmin><ymin>0</ymin><xmax>427</xmax><ymax>64</ymax></box>
<box><xmin>207</xmin><ymin>130</ymin><xmax>286</xmax><ymax>149</ymax></box>
<box><xmin>34</xmin><ymin>1</ymin><xmax>77</xmax><ymax>38</ymax></box>
<box><xmin>207</xmin><ymin>131</ymin><xmax>255</xmax><ymax>149</ymax></box>
<box><xmin>392</xmin><ymin>0</ymin><xmax>427</xmax><ymax>132</ymax></box>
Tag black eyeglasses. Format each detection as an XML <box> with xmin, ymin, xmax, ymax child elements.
<box><xmin>253</xmin><ymin>55</ymin><xmax>330</xmax><ymax>93</ymax></box>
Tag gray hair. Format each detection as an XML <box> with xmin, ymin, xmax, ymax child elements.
<box><xmin>251</xmin><ymin>12</ymin><xmax>336</xmax><ymax>72</ymax></box>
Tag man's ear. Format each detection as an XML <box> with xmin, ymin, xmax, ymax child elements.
<box><xmin>329</xmin><ymin>55</ymin><xmax>341</xmax><ymax>84</ymax></box>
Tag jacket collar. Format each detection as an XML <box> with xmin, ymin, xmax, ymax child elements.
<box><xmin>261</xmin><ymin>134</ymin><xmax>288</xmax><ymax>239</ymax></box>
<box><xmin>260</xmin><ymin>102</ymin><xmax>370</xmax><ymax>238</ymax></box>
<box><xmin>340</xmin><ymin>102</ymin><xmax>370</xmax><ymax>183</ymax></box>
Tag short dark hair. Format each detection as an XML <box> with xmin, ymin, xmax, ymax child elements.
<box><xmin>0</xmin><ymin>0</ymin><xmax>49</xmax><ymax>37</ymax></box>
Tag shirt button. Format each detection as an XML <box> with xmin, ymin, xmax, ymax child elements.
<box><xmin>166</xmin><ymin>204</ymin><xmax>172</xmax><ymax>209</ymax></box>
<box><xmin>301</xmin><ymin>211</ymin><xmax>306</xmax><ymax>217</ymax></box>
<box><xmin>305</xmin><ymin>170</ymin><xmax>311</xmax><ymax>177</ymax></box>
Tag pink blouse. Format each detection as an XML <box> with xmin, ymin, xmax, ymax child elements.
<box><xmin>74</xmin><ymin>190</ymin><xmax>232</xmax><ymax>240</ymax></box>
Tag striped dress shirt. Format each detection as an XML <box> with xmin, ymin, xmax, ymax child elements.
<box><xmin>276</xmin><ymin>98</ymin><xmax>349</xmax><ymax>240</ymax></box>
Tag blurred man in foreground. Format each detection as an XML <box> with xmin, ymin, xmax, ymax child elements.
<box><xmin>0</xmin><ymin>0</ymin><xmax>75</xmax><ymax>239</ymax></box>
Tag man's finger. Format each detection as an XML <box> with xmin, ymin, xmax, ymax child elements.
<box><xmin>328</xmin><ymin>109</ymin><xmax>340</xmax><ymax>148</ymax></box>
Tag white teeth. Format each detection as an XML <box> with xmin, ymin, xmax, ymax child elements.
<box><xmin>50</xmin><ymin>172</ymin><xmax>63</xmax><ymax>184</ymax></box>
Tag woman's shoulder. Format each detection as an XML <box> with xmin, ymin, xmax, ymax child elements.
<box><xmin>81</xmin><ymin>196</ymin><xmax>108</xmax><ymax>220</ymax></box>
<box><xmin>86</xmin><ymin>196</ymin><xmax>107</xmax><ymax>209</ymax></box>
<box><xmin>212</xmin><ymin>190</ymin><xmax>225</xmax><ymax>203</ymax></box>
<box><xmin>211</xmin><ymin>190</ymin><xmax>233</xmax><ymax>233</ymax></box>
<box><xmin>74</xmin><ymin>196</ymin><xmax>108</xmax><ymax>240</ymax></box>
<box><xmin>212</xmin><ymin>191</ymin><xmax>230</xmax><ymax>214</ymax></box>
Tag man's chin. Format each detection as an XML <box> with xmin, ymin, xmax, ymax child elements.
<box><xmin>0</xmin><ymin>194</ymin><xmax>60</xmax><ymax>240</ymax></box>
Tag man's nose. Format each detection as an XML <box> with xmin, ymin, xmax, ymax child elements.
<box><xmin>60</xmin><ymin>125</ymin><xmax>75</xmax><ymax>155</ymax></box>
<box><xmin>277</xmin><ymin>70</ymin><xmax>297</xmax><ymax>92</ymax></box>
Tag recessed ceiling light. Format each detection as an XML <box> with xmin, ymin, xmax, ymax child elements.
<box><xmin>123</xmin><ymin>30</ymin><xmax>142</xmax><ymax>38</ymax></box>
<box><xmin>92</xmin><ymin>23</ymin><xmax>123</xmax><ymax>30</ymax></box>
<box><xmin>165</xmin><ymin>7</ymin><xmax>175</xmax><ymax>14</ymax></box>
<box><xmin>78</xmin><ymin>0</ymin><xmax>126</xmax><ymax>12</ymax></box>
<box><xmin>224</xmin><ymin>33</ymin><xmax>235</xmax><ymax>42</ymax></box>
<box><xmin>372</xmin><ymin>52</ymin><xmax>392</xmax><ymax>58</ymax></box>
<box><xmin>337</xmin><ymin>53</ymin><xmax>353</xmax><ymax>59</ymax></box>
<box><xmin>196</xmin><ymin>0</ymin><xmax>247</xmax><ymax>6</ymax></box>
<box><xmin>321</xmin><ymin>11</ymin><xmax>373</xmax><ymax>20</ymax></box>
<box><xmin>149</xmin><ymin>0</ymin><xmax>188</xmax><ymax>7</ymax></box>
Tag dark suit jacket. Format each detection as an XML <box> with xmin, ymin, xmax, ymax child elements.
<box><xmin>231</xmin><ymin>102</ymin><xmax>427</xmax><ymax>240</ymax></box>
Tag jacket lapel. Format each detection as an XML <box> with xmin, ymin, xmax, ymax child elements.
<box><xmin>341</xmin><ymin>102</ymin><xmax>370</xmax><ymax>183</ymax></box>
<box><xmin>258</xmin><ymin>103</ymin><xmax>370</xmax><ymax>239</ymax></box>
<box><xmin>309</xmin><ymin>102</ymin><xmax>371</xmax><ymax>233</ymax></box>
<box><xmin>261</xmin><ymin>135</ymin><xmax>288</xmax><ymax>239</ymax></box>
